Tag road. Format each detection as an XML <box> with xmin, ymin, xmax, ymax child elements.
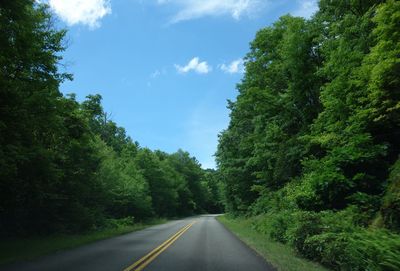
<box><xmin>1</xmin><ymin>215</ymin><xmax>274</xmax><ymax>271</ymax></box>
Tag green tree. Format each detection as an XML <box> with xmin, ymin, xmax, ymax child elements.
<box><xmin>135</xmin><ymin>149</ymin><xmax>179</xmax><ymax>217</ymax></box>
<box><xmin>216</xmin><ymin>15</ymin><xmax>321</xmax><ymax>214</ymax></box>
<box><xmin>0</xmin><ymin>0</ymin><xmax>77</xmax><ymax>234</ymax></box>
<box><xmin>168</xmin><ymin>150</ymin><xmax>207</xmax><ymax>214</ymax></box>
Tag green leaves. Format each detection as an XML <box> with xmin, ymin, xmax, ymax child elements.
<box><xmin>217</xmin><ymin>1</ymin><xmax>400</xmax><ymax>269</ymax></box>
<box><xmin>0</xmin><ymin>1</ymin><xmax>222</xmax><ymax>236</ymax></box>
<box><xmin>217</xmin><ymin>15</ymin><xmax>322</xmax><ymax>212</ymax></box>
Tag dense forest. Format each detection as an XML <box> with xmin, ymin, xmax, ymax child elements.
<box><xmin>216</xmin><ymin>0</ymin><xmax>400</xmax><ymax>270</ymax></box>
<box><xmin>0</xmin><ymin>0</ymin><xmax>223</xmax><ymax>237</ymax></box>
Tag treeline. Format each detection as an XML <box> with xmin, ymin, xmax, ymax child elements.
<box><xmin>0</xmin><ymin>0</ymin><xmax>223</xmax><ymax>237</ymax></box>
<box><xmin>216</xmin><ymin>0</ymin><xmax>400</xmax><ymax>270</ymax></box>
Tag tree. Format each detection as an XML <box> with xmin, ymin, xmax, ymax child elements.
<box><xmin>216</xmin><ymin>15</ymin><xmax>321</xmax><ymax>214</ymax></box>
<box><xmin>0</xmin><ymin>0</ymin><xmax>74</xmax><ymax>234</ymax></box>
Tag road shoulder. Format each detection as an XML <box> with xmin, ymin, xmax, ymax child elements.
<box><xmin>217</xmin><ymin>215</ymin><xmax>329</xmax><ymax>271</ymax></box>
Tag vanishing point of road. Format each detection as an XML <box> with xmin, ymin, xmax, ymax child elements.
<box><xmin>1</xmin><ymin>215</ymin><xmax>274</xmax><ymax>271</ymax></box>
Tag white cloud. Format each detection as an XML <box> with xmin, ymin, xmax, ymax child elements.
<box><xmin>150</xmin><ymin>70</ymin><xmax>161</xmax><ymax>78</ymax></box>
<box><xmin>291</xmin><ymin>0</ymin><xmax>318</xmax><ymax>18</ymax></box>
<box><xmin>175</xmin><ymin>57</ymin><xmax>211</xmax><ymax>74</ymax></box>
<box><xmin>157</xmin><ymin>0</ymin><xmax>263</xmax><ymax>23</ymax></box>
<box><xmin>220</xmin><ymin>58</ymin><xmax>244</xmax><ymax>74</ymax></box>
<box><xmin>48</xmin><ymin>0</ymin><xmax>111</xmax><ymax>29</ymax></box>
<box><xmin>147</xmin><ymin>68</ymin><xmax>167</xmax><ymax>87</ymax></box>
<box><xmin>150</xmin><ymin>68</ymin><xmax>167</xmax><ymax>78</ymax></box>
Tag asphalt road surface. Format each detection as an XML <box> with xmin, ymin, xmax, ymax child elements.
<box><xmin>1</xmin><ymin>215</ymin><xmax>274</xmax><ymax>271</ymax></box>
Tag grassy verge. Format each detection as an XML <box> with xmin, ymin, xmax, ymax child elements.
<box><xmin>0</xmin><ymin>218</ymin><xmax>167</xmax><ymax>266</ymax></box>
<box><xmin>217</xmin><ymin>215</ymin><xmax>328</xmax><ymax>271</ymax></box>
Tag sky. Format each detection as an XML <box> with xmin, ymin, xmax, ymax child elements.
<box><xmin>47</xmin><ymin>0</ymin><xmax>319</xmax><ymax>169</ymax></box>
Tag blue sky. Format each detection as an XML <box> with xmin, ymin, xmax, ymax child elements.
<box><xmin>48</xmin><ymin>0</ymin><xmax>318</xmax><ymax>169</ymax></box>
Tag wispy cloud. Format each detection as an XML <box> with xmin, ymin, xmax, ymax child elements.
<box><xmin>157</xmin><ymin>0</ymin><xmax>264</xmax><ymax>24</ymax></box>
<box><xmin>150</xmin><ymin>68</ymin><xmax>167</xmax><ymax>78</ymax></box>
<box><xmin>175</xmin><ymin>57</ymin><xmax>211</xmax><ymax>74</ymax></box>
<box><xmin>291</xmin><ymin>0</ymin><xmax>318</xmax><ymax>19</ymax></box>
<box><xmin>150</xmin><ymin>70</ymin><xmax>161</xmax><ymax>78</ymax></box>
<box><xmin>48</xmin><ymin>0</ymin><xmax>111</xmax><ymax>29</ymax></box>
<box><xmin>219</xmin><ymin>58</ymin><xmax>244</xmax><ymax>74</ymax></box>
<box><xmin>147</xmin><ymin>68</ymin><xmax>167</xmax><ymax>87</ymax></box>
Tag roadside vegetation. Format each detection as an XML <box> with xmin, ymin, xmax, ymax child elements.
<box><xmin>216</xmin><ymin>1</ymin><xmax>400</xmax><ymax>270</ymax></box>
<box><xmin>0</xmin><ymin>0</ymin><xmax>223</xmax><ymax>245</ymax></box>
<box><xmin>218</xmin><ymin>215</ymin><xmax>328</xmax><ymax>271</ymax></box>
<box><xmin>0</xmin><ymin>218</ymin><xmax>166</xmax><ymax>265</ymax></box>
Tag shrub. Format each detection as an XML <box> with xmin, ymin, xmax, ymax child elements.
<box><xmin>381</xmin><ymin>158</ymin><xmax>400</xmax><ymax>233</ymax></box>
<box><xmin>286</xmin><ymin>211</ymin><xmax>323</xmax><ymax>257</ymax></box>
<box><xmin>304</xmin><ymin>229</ymin><xmax>400</xmax><ymax>271</ymax></box>
<box><xmin>319</xmin><ymin>207</ymin><xmax>361</xmax><ymax>233</ymax></box>
<box><xmin>304</xmin><ymin>232</ymin><xmax>350</xmax><ymax>269</ymax></box>
<box><xmin>103</xmin><ymin>216</ymin><xmax>135</xmax><ymax>229</ymax></box>
<box><xmin>250</xmin><ymin>211</ymin><xmax>295</xmax><ymax>243</ymax></box>
<box><xmin>250</xmin><ymin>214</ymin><xmax>273</xmax><ymax>235</ymax></box>
<box><xmin>247</xmin><ymin>208</ymin><xmax>400</xmax><ymax>270</ymax></box>
<box><xmin>269</xmin><ymin>212</ymin><xmax>292</xmax><ymax>243</ymax></box>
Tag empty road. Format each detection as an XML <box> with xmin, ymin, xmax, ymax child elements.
<box><xmin>1</xmin><ymin>215</ymin><xmax>274</xmax><ymax>271</ymax></box>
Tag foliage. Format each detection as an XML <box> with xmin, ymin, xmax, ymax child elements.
<box><xmin>0</xmin><ymin>0</ymin><xmax>223</xmax><ymax>237</ymax></box>
<box><xmin>250</xmin><ymin>209</ymin><xmax>400</xmax><ymax>271</ymax></box>
<box><xmin>218</xmin><ymin>215</ymin><xmax>328</xmax><ymax>271</ymax></box>
<box><xmin>304</xmin><ymin>229</ymin><xmax>400</xmax><ymax>271</ymax></box>
<box><xmin>381</xmin><ymin>158</ymin><xmax>400</xmax><ymax>232</ymax></box>
<box><xmin>216</xmin><ymin>0</ymin><xmax>400</xmax><ymax>270</ymax></box>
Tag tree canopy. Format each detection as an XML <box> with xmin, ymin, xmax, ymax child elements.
<box><xmin>216</xmin><ymin>0</ymin><xmax>400</xmax><ymax>269</ymax></box>
<box><xmin>0</xmin><ymin>0</ymin><xmax>223</xmax><ymax>236</ymax></box>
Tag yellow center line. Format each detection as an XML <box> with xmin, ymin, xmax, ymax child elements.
<box><xmin>123</xmin><ymin>221</ymin><xmax>197</xmax><ymax>271</ymax></box>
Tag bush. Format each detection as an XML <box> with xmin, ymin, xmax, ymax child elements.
<box><xmin>250</xmin><ymin>211</ymin><xmax>295</xmax><ymax>243</ymax></box>
<box><xmin>304</xmin><ymin>229</ymin><xmax>400</xmax><ymax>271</ymax></box>
<box><xmin>286</xmin><ymin>211</ymin><xmax>323</xmax><ymax>257</ymax></box>
<box><xmin>269</xmin><ymin>212</ymin><xmax>292</xmax><ymax>243</ymax></box>
<box><xmin>103</xmin><ymin>216</ymin><xmax>135</xmax><ymax>229</ymax></box>
<box><xmin>304</xmin><ymin>232</ymin><xmax>349</xmax><ymax>269</ymax></box>
<box><xmin>319</xmin><ymin>207</ymin><xmax>361</xmax><ymax>233</ymax></box>
<box><xmin>381</xmin><ymin>158</ymin><xmax>400</xmax><ymax>233</ymax></box>
<box><xmin>250</xmin><ymin>215</ymin><xmax>272</xmax><ymax>235</ymax></box>
<box><xmin>247</xmin><ymin>206</ymin><xmax>400</xmax><ymax>271</ymax></box>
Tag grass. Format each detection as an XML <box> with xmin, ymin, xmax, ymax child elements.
<box><xmin>217</xmin><ymin>215</ymin><xmax>329</xmax><ymax>271</ymax></box>
<box><xmin>0</xmin><ymin>218</ymin><xmax>167</xmax><ymax>266</ymax></box>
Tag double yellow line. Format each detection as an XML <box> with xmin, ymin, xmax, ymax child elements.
<box><xmin>123</xmin><ymin>221</ymin><xmax>196</xmax><ymax>271</ymax></box>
